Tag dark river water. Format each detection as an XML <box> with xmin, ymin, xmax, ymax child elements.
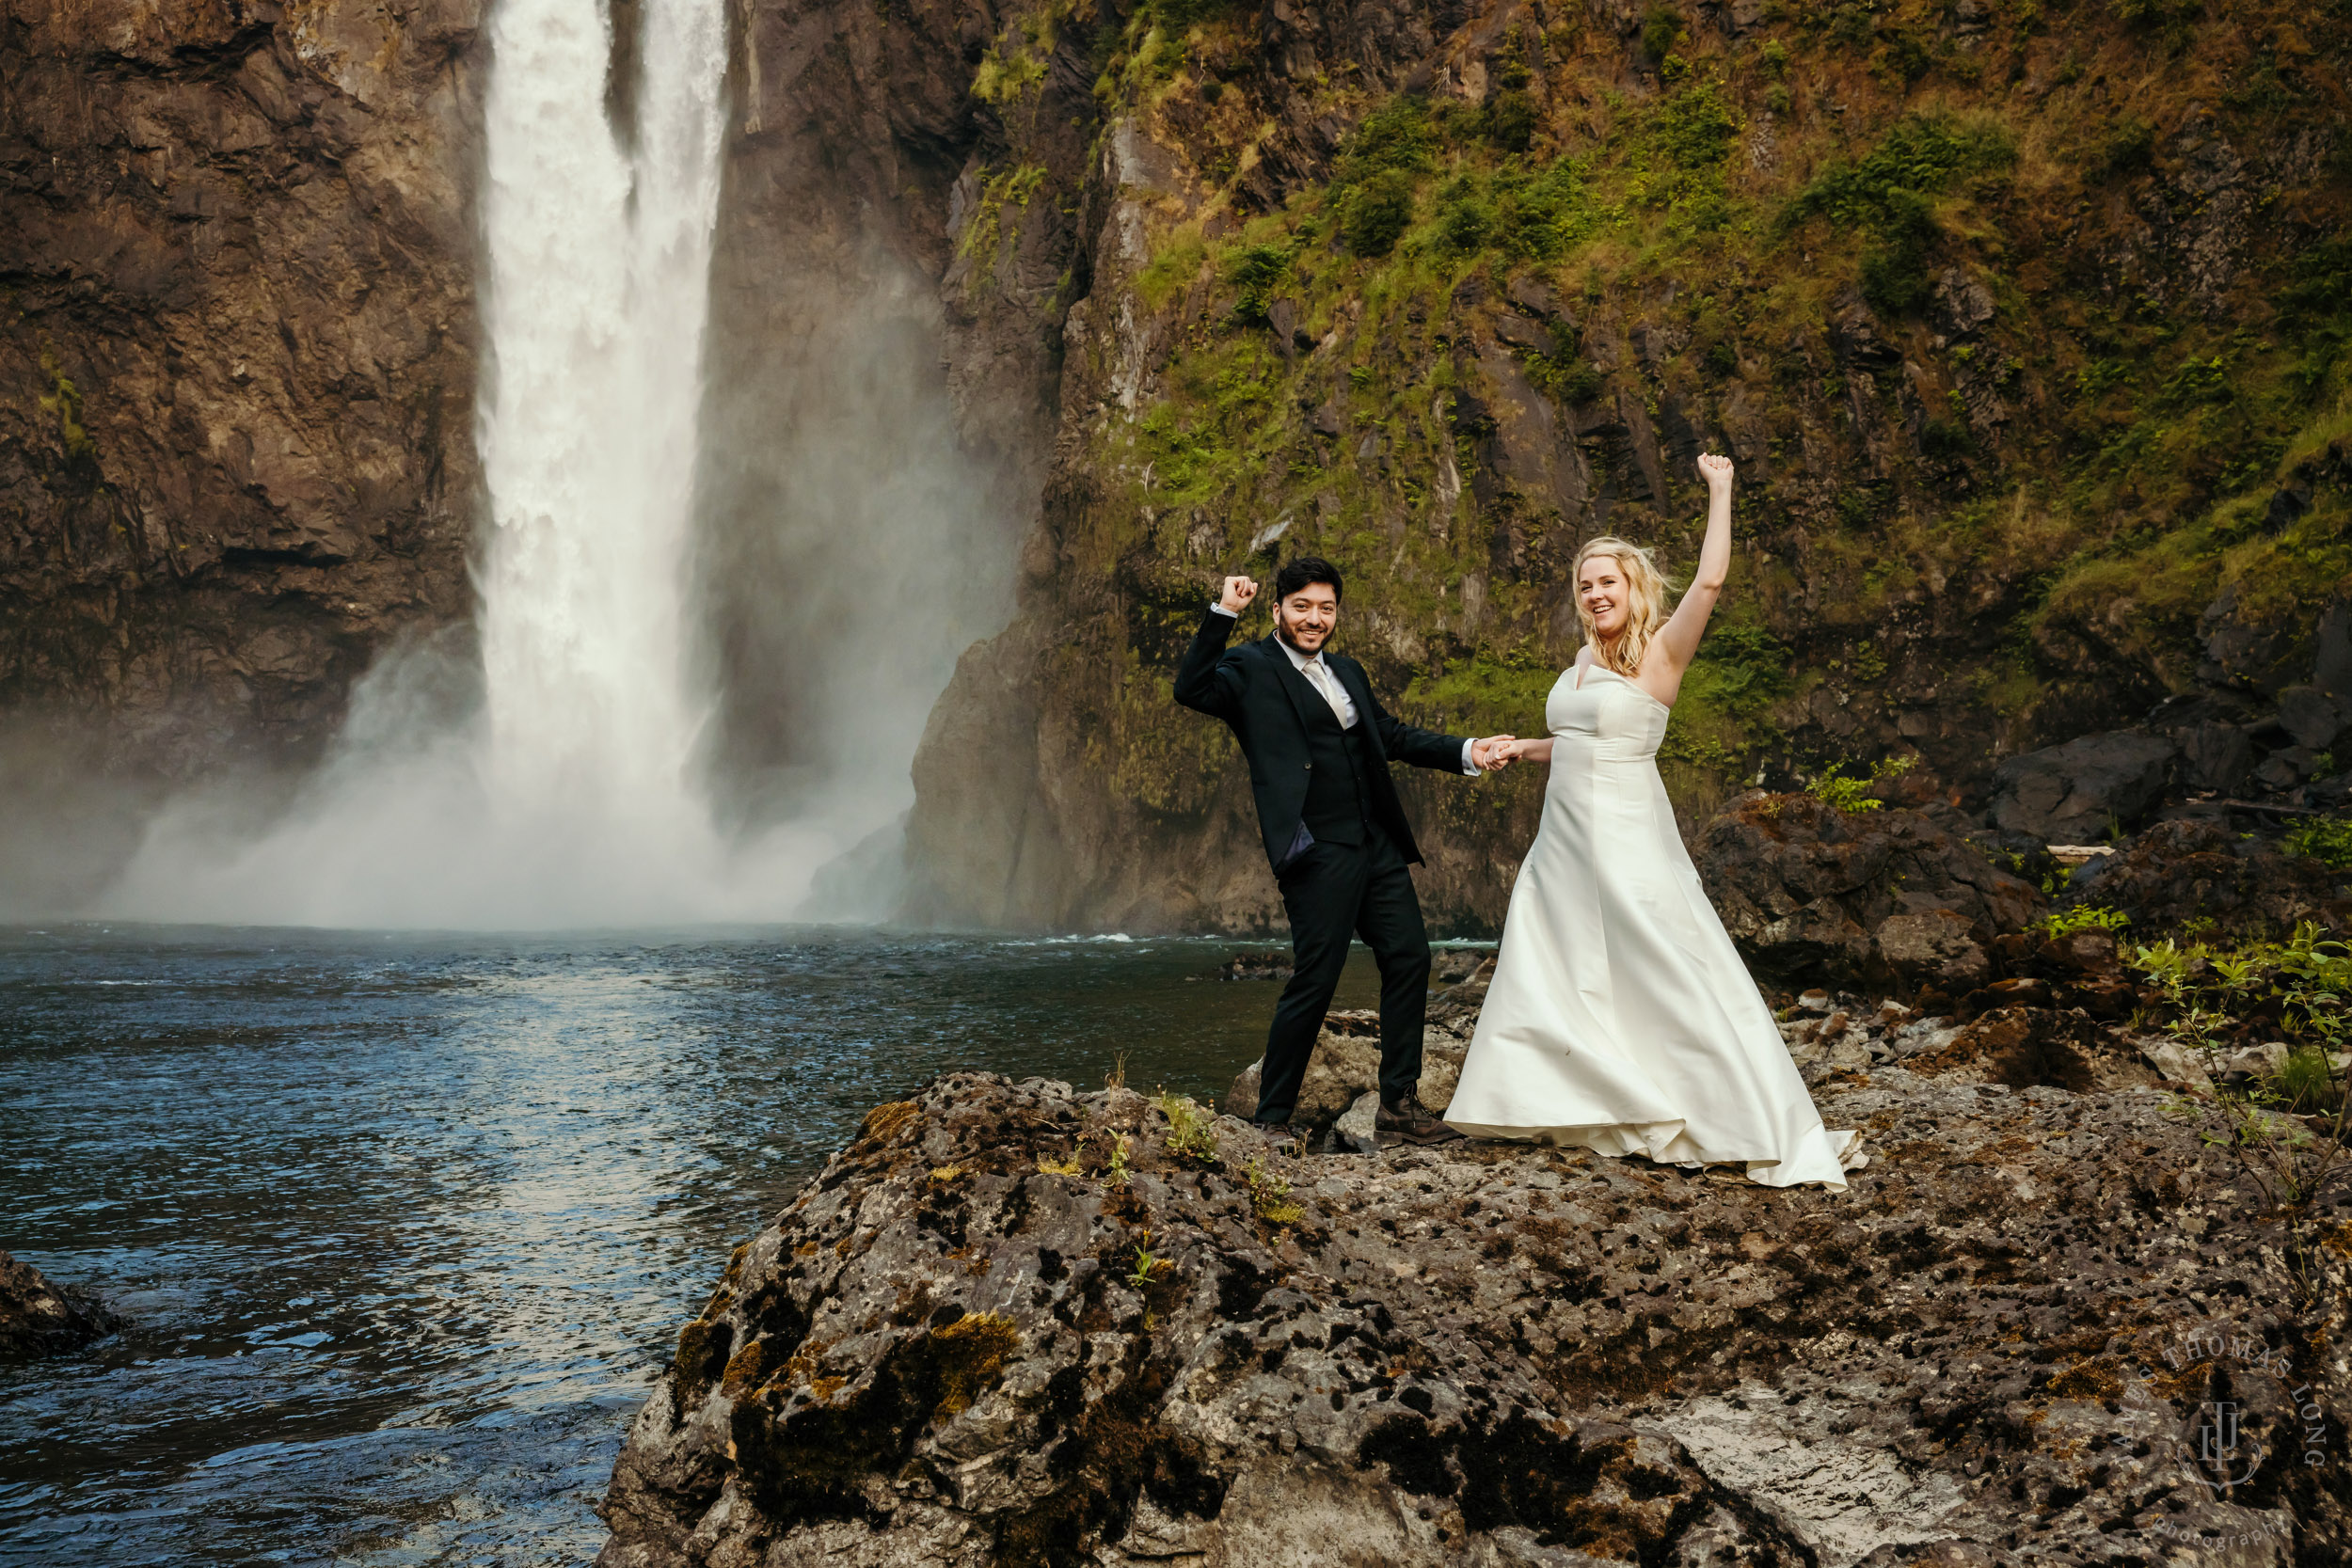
<box><xmin>0</xmin><ymin>925</ymin><xmax>1424</xmax><ymax>1567</ymax></box>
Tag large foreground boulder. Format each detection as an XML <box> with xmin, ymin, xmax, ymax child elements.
<box><xmin>596</xmin><ymin>1072</ymin><xmax>2349</xmax><ymax>1567</ymax></box>
<box><xmin>1989</xmin><ymin>731</ymin><xmax>2178</xmax><ymax>843</ymax></box>
<box><xmin>0</xmin><ymin>1249</ymin><xmax>119</xmax><ymax>1360</ymax></box>
<box><xmin>1696</xmin><ymin>793</ymin><xmax>2042</xmax><ymax>995</ymax></box>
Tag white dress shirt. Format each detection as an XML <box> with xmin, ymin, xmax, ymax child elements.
<box><xmin>1211</xmin><ymin>602</ymin><xmax>1482</xmax><ymax>775</ymax></box>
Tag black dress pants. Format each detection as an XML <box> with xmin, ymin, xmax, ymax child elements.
<box><xmin>1255</xmin><ymin>825</ymin><xmax>1432</xmax><ymax>1122</ymax></box>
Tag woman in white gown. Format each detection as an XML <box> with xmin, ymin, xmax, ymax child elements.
<box><xmin>1443</xmin><ymin>452</ymin><xmax>1863</xmax><ymax>1188</ymax></box>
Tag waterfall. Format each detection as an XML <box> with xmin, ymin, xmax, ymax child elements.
<box><xmin>100</xmin><ymin>0</ymin><xmax>858</xmax><ymax>927</ymax></box>
<box><xmin>469</xmin><ymin>0</ymin><xmax>727</xmax><ymax>897</ymax></box>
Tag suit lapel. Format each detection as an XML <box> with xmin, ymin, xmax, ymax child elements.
<box><xmin>1254</xmin><ymin>636</ymin><xmax>1323</xmax><ymax>736</ymax></box>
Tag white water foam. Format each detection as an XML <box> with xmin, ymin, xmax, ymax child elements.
<box><xmin>102</xmin><ymin>0</ymin><xmax>850</xmax><ymax>927</ymax></box>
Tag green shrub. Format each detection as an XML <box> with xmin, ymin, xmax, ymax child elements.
<box><xmin>1153</xmin><ymin>1090</ymin><xmax>1220</xmax><ymax>1163</ymax></box>
<box><xmin>1343</xmin><ymin>169</ymin><xmax>1416</xmax><ymax>257</ymax></box>
<box><xmin>1487</xmin><ymin>87</ymin><xmax>1536</xmax><ymax>152</ymax></box>
<box><xmin>1790</xmin><ymin>113</ymin><xmax>2017</xmax><ymax>225</ymax></box>
<box><xmin>1919</xmin><ymin>416</ymin><xmax>1972</xmax><ymax>459</ymax></box>
<box><xmin>1436</xmin><ymin>182</ymin><xmax>1496</xmax><ymax>252</ymax></box>
<box><xmin>1533</xmin><ymin>354</ymin><xmax>1606</xmax><ymax>404</ymax></box>
<box><xmin>1222</xmin><ymin>240</ymin><xmax>1295</xmax><ymax>324</ymax></box>
<box><xmin>1828</xmin><ymin>2</ymin><xmax>1875</xmax><ymax>48</ymax></box>
<box><xmin>2274</xmin><ymin>1045</ymin><xmax>2344</xmax><ymax>1114</ymax></box>
<box><xmin>1656</xmin><ymin>82</ymin><xmax>1736</xmax><ymax>168</ymax></box>
<box><xmin>2098</xmin><ymin>113</ymin><xmax>2157</xmax><ymax>174</ymax></box>
<box><xmin>1152</xmin><ymin>0</ymin><xmax>1248</xmax><ymax>25</ymax></box>
<box><xmin>1804</xmin><ymin>754</ymin><xmax>1916</xmax><ymax>813</ymax></box>
<box><xmin>1243</xmin><ymin>1155</ymin><xmax>1305</xmax><ymax>1225</ymax></box>
<box><xmin>1490</xmin><ymin>162</ymin><xmax>1597</xmax><ymax>259</ymax></box>
<box><xmin>2285</xmin><ymin>816</ymin><xmax>2352</xmax><ymax>870</ymax></box>
<box><xmin>1855</xmin><ymin>185</ymin><xmax>1941</xmax><ymax>315</ymax></box>
<box><xmin>2031</xmin><ymin>905</ymin><xmax>2131</xmax><ymax>939</ymax></box>
<box><xmin>2109</xmin><ymin>0</ymin><xmax>2202</xmax><ymax>31</ymax></box>
<box><xmin>1641</xmin><ymin>4</ymin><xmax>1683</xmax><ymax>60</ymax></box>
<box><xmin>1339</xmin><ymin>97</ymin><xmax>1437</xmax><ymax>183</ymax></box>
<box><xmin>2156</xmin><ymin>352</ymin><xmax>2233</xmax><ymax>408</ymax></box>
<box><xmin>1880</xmin><ymin>28</ymin><xmax>1932</xmax><ymax>83</ymax></box>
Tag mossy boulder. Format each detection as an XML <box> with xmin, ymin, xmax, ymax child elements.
<box><xmin>596</xmin><ymin>1069</ymin><xmax>2352</xmax><ymax>1565</ymax></box>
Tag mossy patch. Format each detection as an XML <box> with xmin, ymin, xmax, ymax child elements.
<box><xmin>723</xmin><ymin>1338</ymin><xmax>768</xmax><ymax>1394</ymax></box>
<box><xmin>930</xmin><ymin>1311</ymin><xmax>1023</xmax><ymax>1417</ymax></box>
<box><xmin>2044</xmin><ymin>1355</ymin><xmax>2125</xmax><ymax>1400</ymax></box>
<box><xmin>673</xmin><ymin>1314</ymin><xmax>737</xmax><ymax>1418</ymax></box>
<box><xmin>862</xmin><ymin>1101</ymin><xmax>920</xmax><ymax>1144</ymax></box>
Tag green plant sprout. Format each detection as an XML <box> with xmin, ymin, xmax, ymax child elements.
<box><xmin>1152</xmin><ymin>1089</ymin><xmax>1220</xmax><ymax>1164</ymax></box>
<box><xmin>2030</xmin><ymin>905</ymin><xmax>2130</xmax><ymax>940</ymax></box>
<box><xmin>1242</xmin><ymin>1154</ymin><xmax>1305</xmax><ymax>1226</ymax></box>
<box><xmin>1804</xmin><ymin>754</ymin><xmax>1916</xmax><ymax>814</ymax></box>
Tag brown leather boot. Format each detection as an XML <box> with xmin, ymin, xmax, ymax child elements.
<box><xmin>1375</xmin><ymin>1092</ymin><xmax>1463</xmax><ymax>1148</ymax></box>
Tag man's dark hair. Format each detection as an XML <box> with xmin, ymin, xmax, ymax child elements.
<box><xmin>1273</xmin><ymin>555</ymin><xmax>1343</xmax><ymax>602</ymax></box>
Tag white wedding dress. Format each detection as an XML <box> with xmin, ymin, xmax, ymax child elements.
<box><xmin>1444</xmin><ymin>658</ymin><xmax>1858</xmax><ymax>1187</ymax></box>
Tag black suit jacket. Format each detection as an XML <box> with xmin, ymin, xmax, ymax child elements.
<box><xmin>1172</xmin><ymin>606</ymin><xmax>1470</xmax><ymax>870</ymax></box>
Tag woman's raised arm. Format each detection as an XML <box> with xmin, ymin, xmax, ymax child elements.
<box><xmin>1643</xmin><ymin>453</ymin><xmax>1735</xmax><ymax>698</ymax></box>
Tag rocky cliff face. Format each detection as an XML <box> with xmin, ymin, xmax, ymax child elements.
<box><xmin>594</xmin><ymin>1068</ymin><xmax>2352</xmax><ymax>1566</ymax></box>
<box><xmin>898</xmin><ymin>0</ymin><xmax>2352</xmax><ymax>932</ymax></box>
<box><xmin>0</xmin><ymin>0</ymin><xmax>487</xmax><ymax>774</ymax></box>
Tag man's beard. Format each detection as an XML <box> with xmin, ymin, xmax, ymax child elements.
<box><xmin>1276</xmin><ymin>618</ymin><xmax>1330</xmax><ymax>650</ymax></box>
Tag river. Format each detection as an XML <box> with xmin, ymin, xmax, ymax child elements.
<box><xmin>0</xmin><ymin>925</ymin><xmax>1434</xmax><ymax>1565</ymax></box>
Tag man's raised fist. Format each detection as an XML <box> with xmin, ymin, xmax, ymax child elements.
<box><xmin>1220</xmin><ymin>576</ymin><xmax>1260</xmax><ymax>613</ymax></box>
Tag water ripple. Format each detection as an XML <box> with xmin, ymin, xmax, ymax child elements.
<box><xmin>0</xmin><ymin>925</ymin><xmax>1388</xmax><ymax>1564</ymax></box>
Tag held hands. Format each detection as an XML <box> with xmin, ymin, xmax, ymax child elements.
<box><xmin>1697</xmin><ymin>451</ymin><xmax>1734</xmax><ymax>491</ymax></box>
<box><xmin>1471</xmin><ymin>735</ymin><xmax>1518</xmax><ymax>771</ymax></box>
<box><xmin>1219</xmin><ymin>575</ymin><xmax>1260</xmax><ymax>613</ymax></box>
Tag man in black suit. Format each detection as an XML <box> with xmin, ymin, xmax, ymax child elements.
<box><xmin>1174</xmin><ymin>556</ymin><xmax>1514</xmax><ymax>1146</ymax></box>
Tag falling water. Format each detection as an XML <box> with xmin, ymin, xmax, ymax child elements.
<box><xmin>99</xmin><ymin>0</ymin><xmax>850</xmax><ymax>927</ymax></box>
<box><xmin>467</xmin><ymin>0</ymin><xmax>728</xmax><ymax>897</ymax></box>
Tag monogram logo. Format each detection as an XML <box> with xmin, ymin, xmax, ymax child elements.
<box><xmin>2182</xmin><ymin>1398</ymin><xmax>2266</xmax><ymax>1493</ymax></box>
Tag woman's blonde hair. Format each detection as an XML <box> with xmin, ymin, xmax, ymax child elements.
<box><xmin>1573</xmin><ymin>536</ymin><xmax>1677</xmax><ymax>676</ymax></box>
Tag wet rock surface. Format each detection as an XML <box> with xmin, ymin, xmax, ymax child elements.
<box><xmin>596</xmin><ymin>1069</ymin><xmax>2352</xmax><ymax>1567</ymax></box>
<box><xmin>0</xmin><ymin>1247</ymin><xmax>119</xmax><ymax>1360</ymax></box>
